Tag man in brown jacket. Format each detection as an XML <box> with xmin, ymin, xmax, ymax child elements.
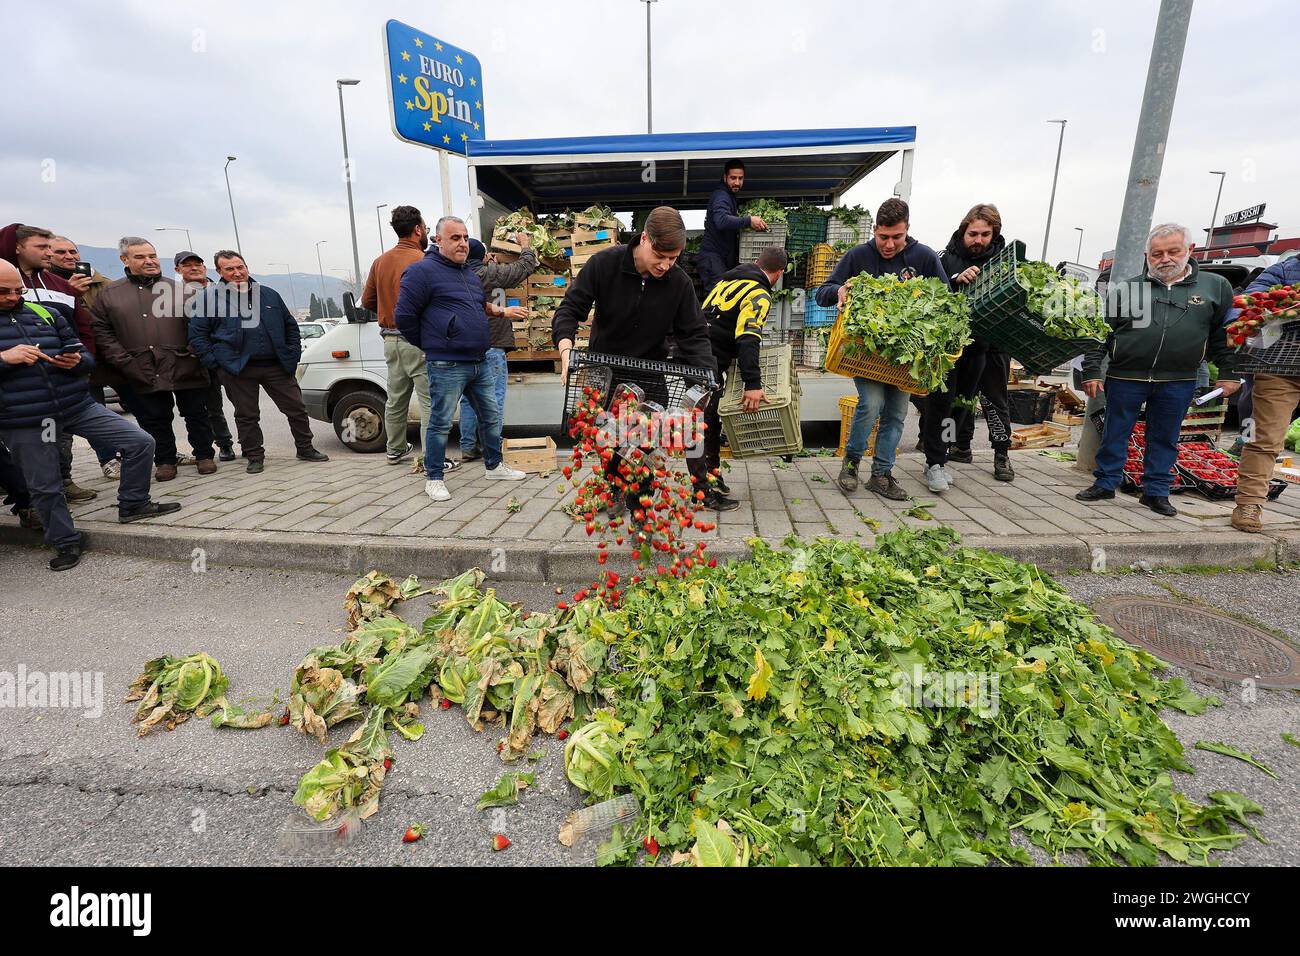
<box><xmin>362</xmin><ymin>205</ymin><xmax>435</xmax><ymax>467</ymax></box>
<box><xmin>90</xmin><ymin>237</ymin><xmax>216</xmax><ymax>480</ymax></box>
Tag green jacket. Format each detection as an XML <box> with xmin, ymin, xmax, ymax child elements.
<box><xmin>1082</xmin><ymin>260</ymin><xmax>1237</xmax><ymax>383</ymax></box>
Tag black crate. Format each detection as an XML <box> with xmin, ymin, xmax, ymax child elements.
<box><xmin>561</xmin><ymin>350</ymin><xmax>718</xmax><ymax>431</ymax></box>
<box><xmin>1234</xmin><ymin>321</ymin><xmax>1300</xmax><ymax>377</ymax></box>
<box><xmin>1007</xmin><ymin>387</ymin><xmax>1056</xmax><ymax>424</ymax></box>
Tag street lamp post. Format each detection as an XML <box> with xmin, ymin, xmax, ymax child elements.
<box><xmin>223</xmin><ymin>156</ymin><xmax>243</xmax><ymax>256</ymax></box>
<box><xmin>641</xmin><ymin>0</ymin><xmax>658</xmax><ymax>133</ymax></box>
<box><xmin>155</xmin><ymin>226</ymin><xmax>193</xmax><ymax>252</ymax></box>
<box><xmin>1204</xmin><ymin>170</ymin><xmax>1227</xmax><ymax>261</ymax></box>
<box><xmin>268</xmin><ymin>262</ymin><xmax>297</xmax><ymax>313</ymax></box>
<box><xmin>376</xmin><ymin>203</ymin><xmax>388</xmax><ymax>256</ymax></box>
<box><xmin>1041</xmin><ymin>120</ymin><xmax>1067</xmax><ymax>261</ymax></box>
<box><xmin>336</xmin><ymin>79</ymin><xmax>363</xmax><ymax>288</ymax></box>
<box><xmin>315</xmin><ymin>240</ymin><xmax>328</xmax><ymax>318</ymax></box>
<box><xmin>1074</xmin><ymin>227</ymin><xmax>1084</xmax><ymax>264</ymax></box>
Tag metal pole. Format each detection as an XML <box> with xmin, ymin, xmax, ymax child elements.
<box><xmin>645</xmin><ymin>0</ymin><xmax>653</xmax><ymax>133</ymax></box>
<box><xmin>336</xmin><ymin>80</ymin><xmax>363</xmax><ymax>288</ymax></box>
<box><xmin>376</xmin><ymin>203</ymin><xmax>388</xmax><ymax>255</ymax></box>
<box><xmin>1041</xmin><ymin>120</ymin><xmax>1066</xmax><ymax>261</ymax></box>
<box><xmin>1204</xmin><ymin>170</ymin><xmax>1226</xmax><ymax>261</ymax></box>
<box><xmin>155</xmin><ymin>227</ymin><xmax>194</xmax><ymax>252</ymax></box>
<box><xmin>315</xmin><ymin>240</ymin><xmax>328</xmax><ymax>316</ymax></box>
<box><xmin>269</xmin><ymin>262</ymin><xmax>297</xmax><ymax>312</ymax></box>
<box><xmin>1077</xmin><ymin>0</ymin><xmax>1194</xmax><ymax>474</ymax></box>
<box><xmin>438</xmin><ymin>150</ymin><xmax>454</xmax><ymax>220</ymax></box>
<box><xmin>223</xmin><ymin>157</ymin><xmax>242</xmax><ymax>256</ymax></box>
<box><xmin>1074</xmin><ymin>227</ymin><xmax>1084</xmax><ymax>264</ymax></box>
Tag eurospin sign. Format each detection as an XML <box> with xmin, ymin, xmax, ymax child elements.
<box><xmin>383</xmin><ymin>19</ymin><xmax>484</xmax><ymax>156</ymax></box>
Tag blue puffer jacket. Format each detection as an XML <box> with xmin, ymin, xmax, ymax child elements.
<box><xmin>0</xmin><ymin>301</ymin><xmax>96</xmax><ymax>429</ymax></box>
<box><xmin>394</xmin><ymin>248</ymin><xmax>490</xmax><ymax>362</ymax></box>
<box><xmin>187</xmin><ymin>280</ymin><xmax>301</xmax><ymax>376</ymax></box>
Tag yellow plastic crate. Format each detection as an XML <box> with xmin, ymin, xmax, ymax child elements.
<box><xmin>825</xmin><ymin>314</ymin><xmax>932</xmax><ymax>397</ymax></box>
<box><xmin>835</xmin><ymin>395</ymin><xmax>891</xmax><ymax>457</ymax></box>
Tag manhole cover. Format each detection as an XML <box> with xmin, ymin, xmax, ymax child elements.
<box><xmin>1092</xmin><ymin>597</ymin><xmax>1300</xmax><ymax>688</ymax></box>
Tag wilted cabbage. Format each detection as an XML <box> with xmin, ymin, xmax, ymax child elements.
<box><xmin>126</xmin><ymin>653</ymin><xmax>269</xmax><ymax>736</ymax></box>
<box><xmin>564</xmin><ymin>710</ymin><xmax>624</xmax><ymax>798</ymax></box>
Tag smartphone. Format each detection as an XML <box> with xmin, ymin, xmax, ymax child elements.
<box><xmin>58</xmin><ymin>344</ymin><xmax>83</xmax><ymax>354</ymax></box>
<box><xmin>73</xmin><ymin>262</ymin><xmax>93</xmax><ymax>278</ymax></box>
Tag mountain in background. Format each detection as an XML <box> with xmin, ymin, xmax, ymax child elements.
<box><xmin>73</xmin><ymin>245</ymin><xmax>351</xmax><ymax>313</ymax></box>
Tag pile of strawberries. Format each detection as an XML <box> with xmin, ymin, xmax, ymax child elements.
<box><xmin>1176</xmin><ymin>443</ymin><xmax>1239</xmax><ymax>488</ymax></box>
<box><xmin>1227</xmin><ymin>283</ymin><xmax>1299</xmax><ymax>346</ymax></box>
<box><xmin>558</xmin><ymin>385</ymin><xmax>719</xmax><ymax>609</ymax></box>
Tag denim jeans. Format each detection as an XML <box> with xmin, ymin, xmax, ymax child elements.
<box><xmin>458</xmin><ymin>348</ymin><xmax>507</xmax><ymax>454</ymax></box>
<box><xmin>845</xmin><ymin>377</ymin><xmax>910</xmax><ymax>475</ymax></box>
<box><xmin>1093</xmin><ymin>377</ymin><xmax>1197</xmax><ymax>497</ymax></box>
<box><xmin>425</xmin><ymin>358</ymin><xmax>503</xmax><ymax>480</ymax></box>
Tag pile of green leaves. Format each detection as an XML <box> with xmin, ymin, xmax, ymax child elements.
<box><xmin>578</xmin><ymin>204</ymin><xmax>616</xmax><ymax>224</ymax></box>
<box><xmin>839</xmin><ymin>274</ymin><xmax>972</xmax><ymax>392</ymax></box>
<box><xmin>126</xmin><ymin>653</ymin><xmax>272</xmax><ymax>736</ymax></box>
<box><xmin>739</xmin><ymin>199</ymin><xmax>788</xmax><ymax>225</ymax></box>
<box><xmin>1016</xmin><ymin>260</ymin><xmax>1108</xmax><ymax>340</ymax></box>
<box><xmin>493</xmin><ymin>208</ymin><xmax>564</xmax><ymax>259</ymax></box>
<box><xmin>561</xmin><ymin>528</ymin><xmax>1263</xmax><ymax>866</ymax></box>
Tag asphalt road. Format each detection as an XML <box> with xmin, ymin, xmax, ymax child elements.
<box><xmin>0</xmin><ymin>546</ymin><xmax>1294</xmax><ymax>867</ymax></box>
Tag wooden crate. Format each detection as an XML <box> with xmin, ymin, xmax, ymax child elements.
<box><xmin>503</xmin><ymin>436</ymin><xmax>557</xmax><ymax>474</ymax></box>
<box><xmin>526</xmin><ymin>273</ymin><xmax>570</xmax><ymax>297</ymax></box>
<box><xmin>574</xmin><ymin>214</ymin><xmax>619</xmax><ymax>232</ymax></box>
<box><xmin>1010</xmin><ymin>423</ymin><xmax>1070</xmax><ymax>449</ymax></box>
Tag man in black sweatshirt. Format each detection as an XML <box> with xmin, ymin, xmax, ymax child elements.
<box><xmin>552</xmin><ymin>206</ymin><xmax>717</xmax><ymax>508</ymax></box>
<box><xmin>814</xmin><ymin>198</ymin><xmax>946</xmax><ymax>500</ymax></box>
<box><xmin>926</xmin><ymin>204</ymin><xmax>1015</xmax><ymax>484</ymax></box>
<box><xmin>687</xmin><ymin>245</ymin><xmax>789</xmax><ymax>510</ymax></box>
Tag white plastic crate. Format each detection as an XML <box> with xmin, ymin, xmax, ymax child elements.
<box><xmin>739</xmin><ymin>223</ymin><xmax>789</xmax><ymax>263</ymax></box>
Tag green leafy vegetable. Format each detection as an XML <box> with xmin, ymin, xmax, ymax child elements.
<box><xmin>739</xmin><ymin>199</ymin><xmax>788</xmax><ymax>225</ymax></box>
<box><xmin>1195</xmin><ymin>740</ymin><xmax>1278</xmax><ymax>779</ymax></box>
<box><xmin>477</xmin><ymin>770</ymin><xmax>536</xmax><ymax>810</ymax></box>
<box><xmin>126</xmin><ymin>653</ymin><xmax>257</xmax><ymax>736</ymax></box>
<box><xmin>1015</xmin><ymin>261</ymin><xmax>1108</xmax><ymax>340</ymax></box>
<box><xmin>839</xmin><ymin>275</ymin><xmax>972</xmax><ymax>392</ymax></box>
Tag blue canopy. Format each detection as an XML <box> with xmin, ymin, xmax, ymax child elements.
<box><xmin>466</xmin><ymin>126</ymin><xmax>916</xmax><ymax>213</ymax></box>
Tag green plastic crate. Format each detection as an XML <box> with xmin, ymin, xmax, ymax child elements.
<box><xmin>719</xmin><ymin>344</ymin><xmax>803</xmax><ymax>457</ymax></box>
<box><xmin>963</xmin><ymin>239</ymin><xmax>1104</xmax><ymax>376</ymax></box>
<box><xmin>785</xmin><ymin>209</ymin><xmax>829</xmax><ymax>256</ymax></box>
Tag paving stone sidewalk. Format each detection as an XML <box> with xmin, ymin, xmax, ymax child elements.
<box><xmin>4</xmin><ymin>440</ymin><xmax>1298</xmax><ymax>580</ymax></box>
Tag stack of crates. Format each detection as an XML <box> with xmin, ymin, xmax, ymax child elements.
<box><xmin>825</xmin><ymin>210</ymin><xmax>873</xmax><ymax>248</ymax></box>
<box><xmin>739</xmin><ymin>223</ymin><xmax>788</xmax><ymax>263</ymax></box>
<box><xmin>719</xmin><ymin>343</ymin><xmax>802</xmax><ymax>458</ymax></box>
<box><xmin>805</xmin><ymin>243</ymin><xmax>840</xmax><ymax>288</ymax></box>
<box><xmin>524</xmin><ymin>273</ymin><xmax>569</xmax><ymax>351</ymax></box>
<box><xmin>784</xmin><ymin>209</ymin><xmax>829</xmax><ymax>256</ymax></box>
<box><xmin>568</xmin><ymin>213</ymin><xmax>620</xmax><ymax>279</ymax></box>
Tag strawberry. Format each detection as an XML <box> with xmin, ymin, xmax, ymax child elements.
<box><xmin>278</xmin><ymin>712</ymin><xmax>290</xmax><ymax>726</ymax></box>
<box><xmin>557</xmin><ymin>728</ymin><xmax>570</xmax><ymax>740</ymax></box>
<box><xmin>439</xmin><ymin>698</ymin><xmax>452</xmax><ymax>710</ymax></box>
<box><xmin>643</xmin><ymin>835</ymin><xmax>660</xmax><ymax>856</ymax></box>
<box><xmin>383</xmin><ymin>757</ymin><xmax>393</xmax><ymax>771</ymax></box>
<box><xmin>492</xmin><ymin>834</ymin><xmax>511</xmax><ymax>852</ymax></box>
<box><xmin>402</xmin><ymin>823</ymin><xmax>425</xmax><ymax>843</ymax></box>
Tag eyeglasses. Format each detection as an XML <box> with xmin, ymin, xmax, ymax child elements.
<box><xmin>0</xmin><ymin>286</ymin><xmax>27</xmax><ymax>296</ymax></box>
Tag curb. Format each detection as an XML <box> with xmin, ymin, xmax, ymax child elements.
<box><xmin>2</xmin><ymin>519</ymin><xmax>1295</xmax><ymax>582</ymax></box>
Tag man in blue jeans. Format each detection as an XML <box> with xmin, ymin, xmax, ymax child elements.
<box><xmin>0</xmin><ymin>260</ymin><xmax>180</xmax><ymax>570</ymax></box>
<box><xmin>1077</xmin><ymin>223</ymin><xmax>1240</xmax><ymax>516</ymax></box>
<box><xmin>459</xmin><ymin>237</ymin><xmax>532</xmax><ymax>462</ymax></box>
<box><xmin>395</xmin><ymin>217</ymin><xmax>527</xmax><ymax>502</ymax></box>
<box><xmin>814</xmin><ymin>198</ymin><xmax>948</xmax><ymax>500</ymax></box>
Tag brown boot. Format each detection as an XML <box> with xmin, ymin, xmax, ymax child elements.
<box><xmin>62</xmin><ymin>479</ymin><xmax>98</xmax><ymax>502</ymax></box>
<box><xmin>1231</xmin><ymin>503</ymin><xmax>1263</xmax><ymax>533</ymax></box>
<box><xmin>155</xmin><ymin>463</ymin><xmax>178</xmax><ymax>481</ymax></box>
<box><xmin>196</xmin><ymin>458</ymin><xmax>217</xmax><ymax>475</ymax></box>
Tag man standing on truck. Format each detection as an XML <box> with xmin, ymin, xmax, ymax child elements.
<box><xmin>696</xmin><ymin>160</ymin><xmax>769</xmax><ymax>294</ymax></box>
<box><xmin>815</xmin><ymin>198</ymin><xmax>947</xmax><ymax>501</ymax></box>
<box><xmin>395</xmin><ymin>216</ymin><xmax>527</xmax><ymax>502</ymax></box>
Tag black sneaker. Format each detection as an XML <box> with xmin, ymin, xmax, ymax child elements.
<box><xmin>246</xmin><ymin>459</ymin><xmax>264</xmax><ymax>474</ymax></box>
<box><xmin>217</xmin><ymin>443</ymin><xmax>237</xmax><ymax>462</ymax></box>
<box><xmin>1139</xmin><ymin>494</ymin><xmax>1178</xmax><ymax>517</ymax></box>
<box><xmin>993</xmin><ymin>451</ymin><xmax>1015</xmax><ymax>482</ymax></box>
<box><xmin>837</xmin><ymin>457</ymin><xmax>860</xmax><ymax>493</ymax></box>
<box><xmin>702</xmin><ymin>490</ymin><xmax>741</xmax><ymax>512</ymax></box>
<box><xmin>947</xmin><ymin>447</ymin><xmax>974</xmax><ymax>464</ymax></box>
<box><xmin>1075</xmin><ymin>485</ymin><xmax>1115</xmax><ymax>502</ymax></box>
<box><xmin>386</xmin><ymin>442</ymin><xmax>414</xmax><ymax>465</ymax></box>
<box><xmin>714</xmin><ymin>475</ymin><xmax>731</xmax><ymax>495</ymax></box>
<box><xmin>866</xmin><ymin>472</ymin><xmax>909</xmax><ymax>501</ymax></box>
<box><xmin>297</xmin><ymin>448</ymin><xmax>330</xmax><ymax>462</ymax></box>
<box><xmin>460</xmin><ymin>446</ymin><xmax>482</xmax><ymax>463</ymax></box>
<box><xmin>49</xmin><ymin>543</ymin><xmax>82</xmax><ymax>572</ymax></box>
<box><xmin>119</xmin><ymin>501</ymin><xmax>183</xmax><ymax>524</ymax></box>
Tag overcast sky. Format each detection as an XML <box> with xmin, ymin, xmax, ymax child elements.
<box><xmin>7</xmin><ymin>0</ymin><xmax>1295</xmax><ymax>277</ymax></box>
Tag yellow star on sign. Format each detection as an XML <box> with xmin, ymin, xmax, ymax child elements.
<box><xmin>460</xmin><ymin>132</ymin><xmax>469</xmax><ymax>142</ymax></box>
<box><xmin>474</xmin><ymin>100</ymin><xmax>481</xmax><ymax>110</ymax></box>
<box><xmin>474</xmin><ymin>121</ymin><xmax>480</xmax><ymax>131</ymax></box>
<box><xmin>401</xmin><ymin>50</ymin><xmax>410</xmax><ymax>61</ymax></box>
<box><xmin>434</xmin><ymin>41</ymin><xmax>443</xmax><ymax>51</ymax></box>
<box><xmin>405</xmin><ymin>100</ymin><xmax>414</xmax><ymax>110</ymax></box>
<box><xmin>442</xmin><ymin>134</ymin><xmax>451</xmax><ymax>144</ymax></box>
<box><xmin>397</xmin><ymin>73</ymin><xmax>407</xmax><ymax>84</ymax></box>
<box><xmin>455</xmin><ymin>54</ymin><xmax>463</xmax><ymax>64</ymax></box>
<box><xmin>413</xmin><ymin>37</ymin><xmax>423</xmax><ymax>47</ymax></box>
<box><xmin>423</xmin><ymin>122</ymin><xmax>431</xmax><ymax>132</ymax></box>
<box><xmin>469</xmin><ymin>77</ymin><xmax>477</xmax><ymax>87</ymax></box>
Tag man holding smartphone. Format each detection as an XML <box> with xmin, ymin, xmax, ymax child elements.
<box><xmin>0</xmin><ymin>260</ymin><xmax>180</xmax><ymax>570</ymax></box>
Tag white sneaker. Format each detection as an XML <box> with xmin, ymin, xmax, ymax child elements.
<box><xmin>940</xmin><ymin>465</ymin><xmax>956</xmax><ymax>485</ymax></box>
<box><xmin>925</xmin><ymin>464</ymin><xmax>949</xmax><ymax>493</ymax></box>
<box><xmin>484</xmin><ymin>463</ymin><xmax>526</xmax><ymax>481</ymax></box>
<box><xmin>425</xmin><ymin>479</ymin><xmax>451</xmax><ymax>502</ymax></box>
<box><xmin>102</xmin><ymin>460</ymin><xmax>121</xmax><ymax>480</ymax></box>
